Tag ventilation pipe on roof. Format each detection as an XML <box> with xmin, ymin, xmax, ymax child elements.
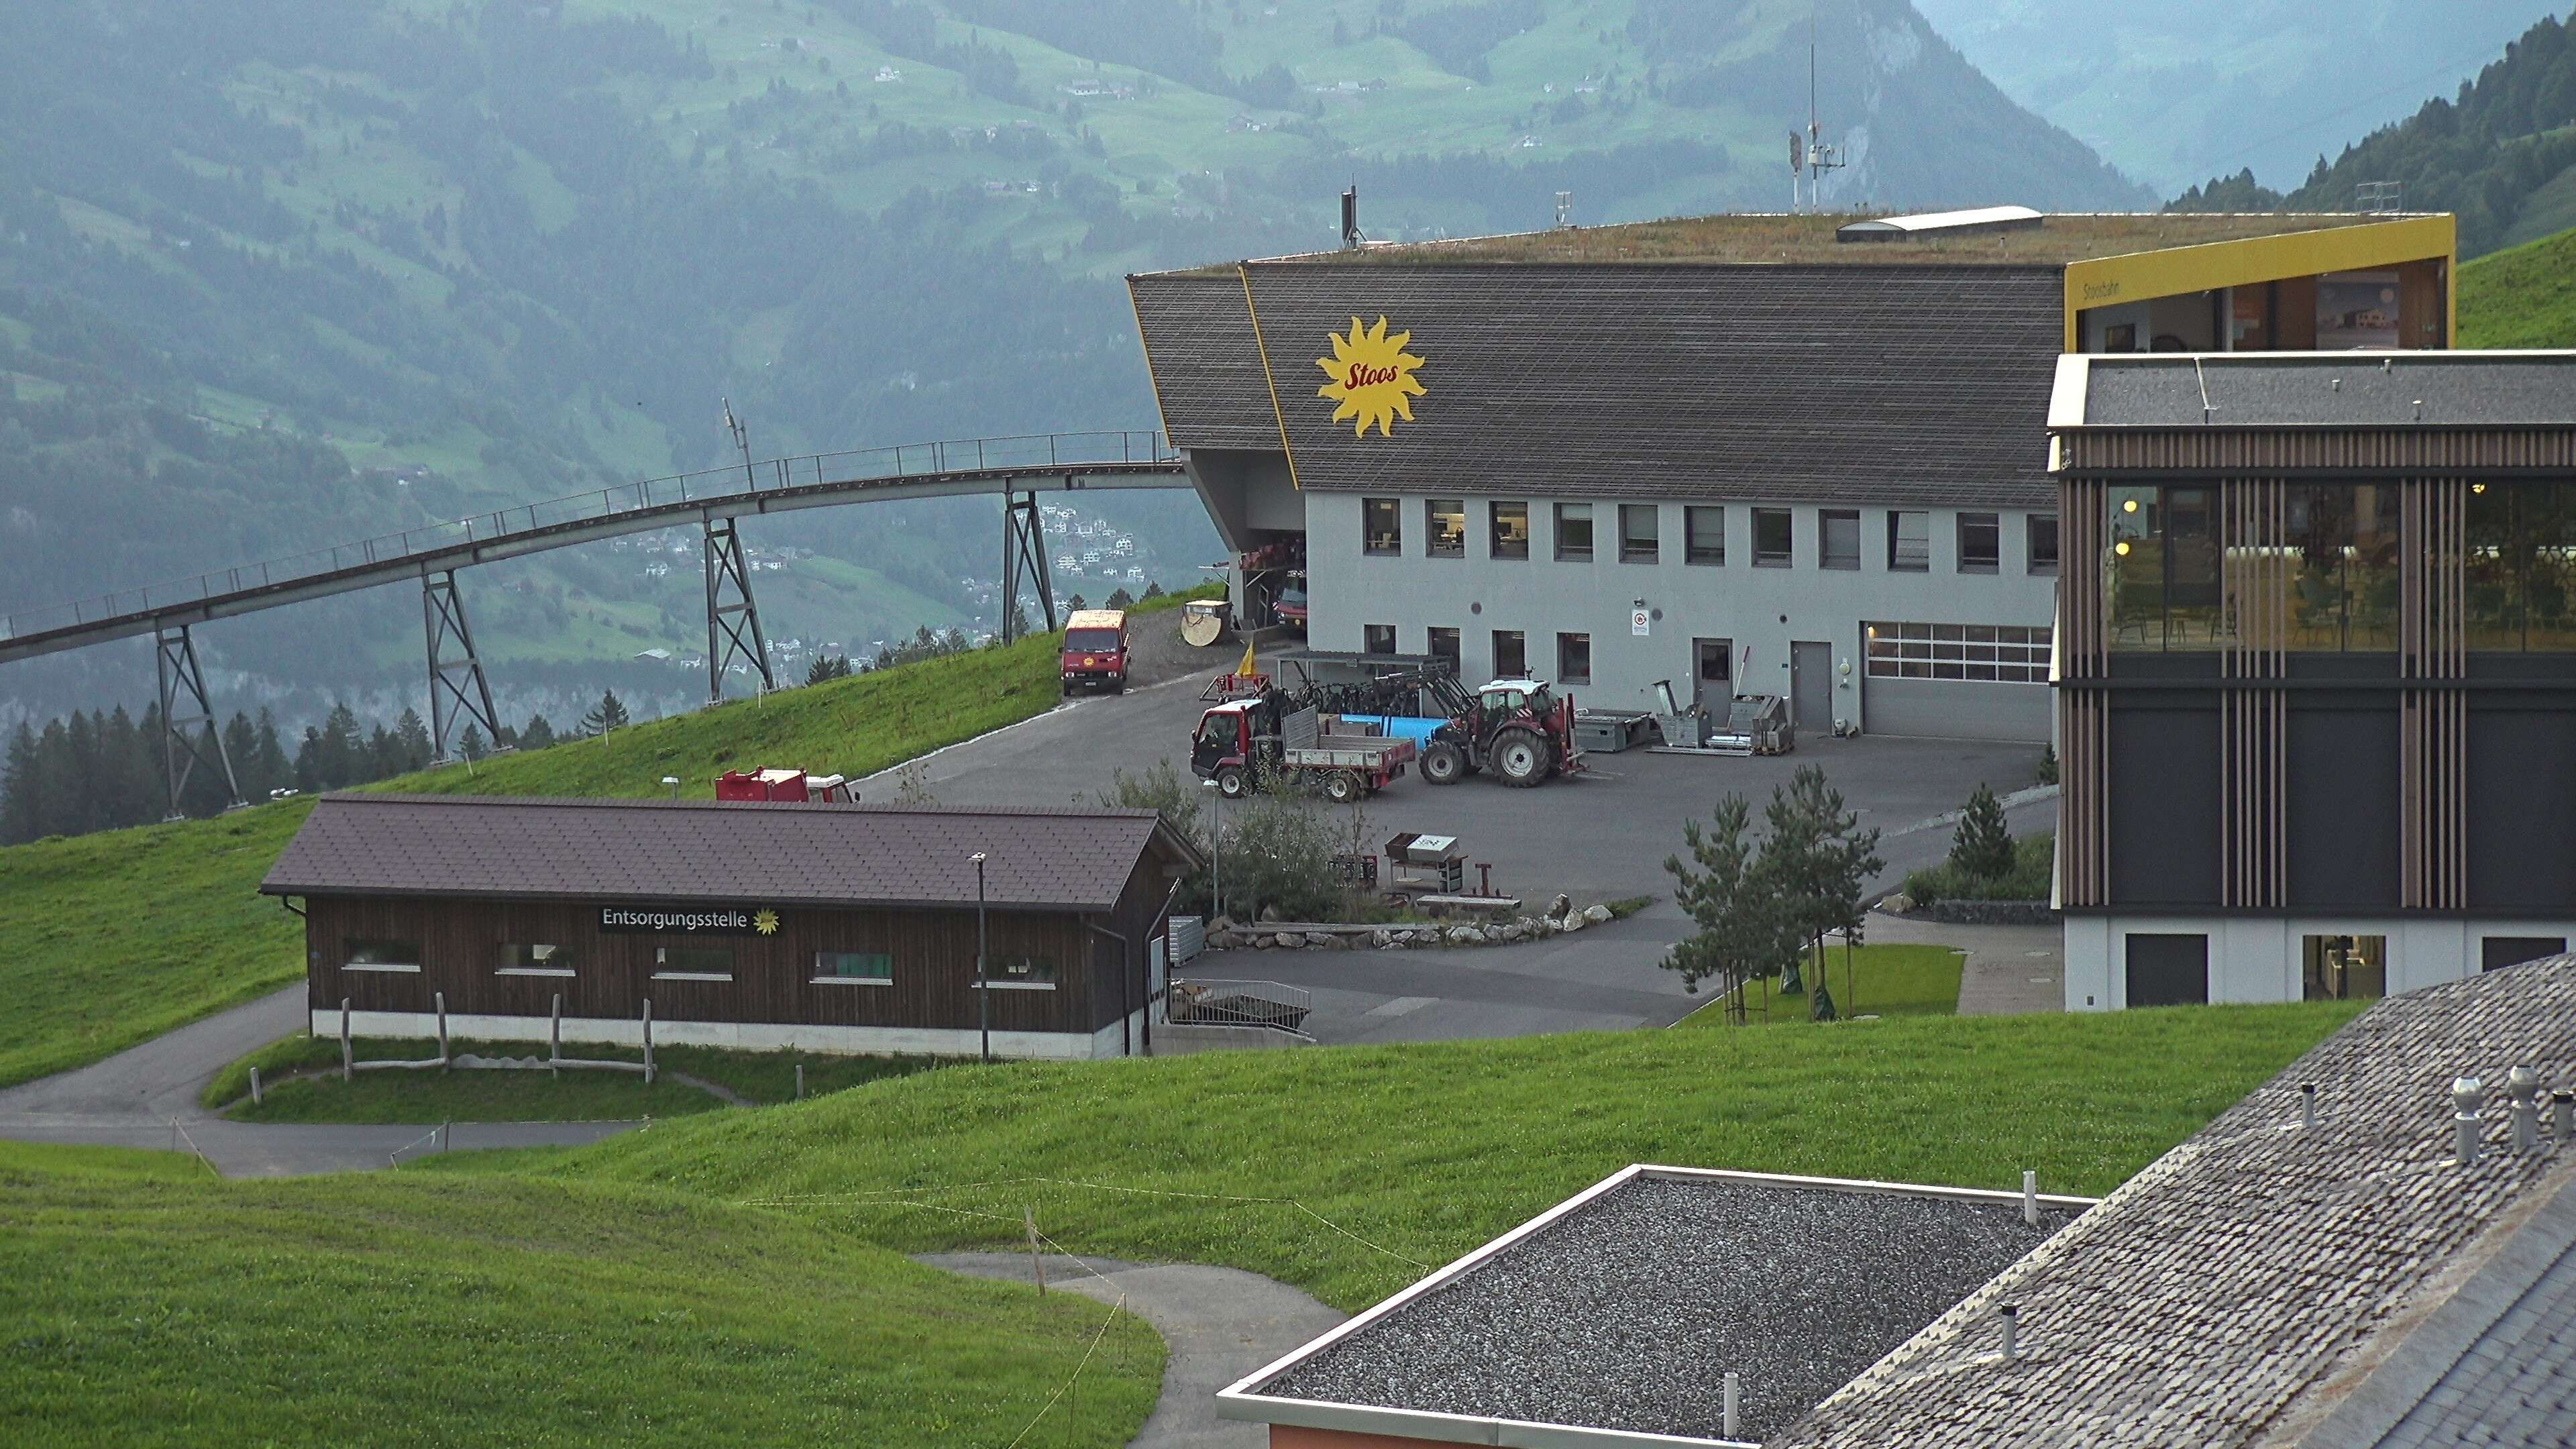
<box><xmin>2021</xmin><ymin>1170</ymin><xmax>2039</xmax><ymax>1226</ymax></box>
<box><xmin>1722</xmin><ymin>1373</ymin><xmax>1740</xmax><ymax>1439</ymax></box>
<box><xmin>2453</xmin><ymin>1077</ymin><xmax>2485</xmax><ymax>1165</ymax></box>
<box><xmin>2510</xmin><ymin>1067</ymin><xmax>2542</xmax><ymax>1152</ymax></box>
<box><xmin>2301</xmin><ymin>1083</ymin><xmax>2319</xmax><ymax>1130</ymax></box>
<box><xmin>1998</xmin><ymin>1304</ymin><xmax>2021</xmax><ymax>1362</ymax></box>
<box><xmin>2555</xmin><ymin>1089</ymin><xmax>2575</xmax><ymax>1144</ymax></box>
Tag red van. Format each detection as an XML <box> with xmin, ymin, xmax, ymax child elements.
<box><xmin>1059</xmin><ymin>608</ymin><xmax>1131</xmax><ymax>694</ymax></box>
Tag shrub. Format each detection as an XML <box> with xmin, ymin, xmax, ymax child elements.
<box><xmin>1948</xmin><ymin>783</ymin><xmax>2015</xmax><ymax>879</ymax></box>
<box><xmin>1904</xmin><ymin>831</ymin><xmax>2054</xmax><ymax>906</ymax></box>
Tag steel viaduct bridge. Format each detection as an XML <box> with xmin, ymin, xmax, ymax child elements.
<box><xmin>0</xmin><ymin>430</ymin><xmax>1191</xmax><ymax>816</ymax></box>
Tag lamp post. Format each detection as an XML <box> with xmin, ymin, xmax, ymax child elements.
<box><xmin>661</xmin><ymin>775</ymin><xmax>680</xmax><ymax>800</ymax></box>
<box><xmin>971</xmin><ymin>851</ymin><xmax>990</xmax><ymax>1063</ymax></box>
<box><xmin>1199</xmin><ymin>777</ymin><xmax>1224</xmax><ymax>924</ymax></box>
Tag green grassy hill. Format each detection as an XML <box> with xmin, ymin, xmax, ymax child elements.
<box><xmin>0</xmin><ymin>1141</ymin><xmax>1161</xmax><ymax>1448</ymax></box>
<box><xmin>2458</xmin><ymin>223</ymin><xmax>2576</xmax><ymax>349</ymax></box>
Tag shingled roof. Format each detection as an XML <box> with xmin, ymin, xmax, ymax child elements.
<box><xmin>259</xmin><ymin>795</ymin><xmax>1197</xmax><ymax>912</ymax></box>
<box><xmin>1775</xmin><ymin>958</ymin><xmax>2576</xmax><ymax>1449</ymax></box>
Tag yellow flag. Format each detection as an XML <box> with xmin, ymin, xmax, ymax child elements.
<box><xmin>1235</xmin><ymin>641</ymin><xmax>1259</xmax><ymax>678</ymax></box>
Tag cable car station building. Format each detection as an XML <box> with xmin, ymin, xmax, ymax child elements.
<box><xmin>1130</xmin><ymin>209</ymin><xmax>2455</xmax><ymax>741</ymax></box>
<box><xmin>260</xmin><ymin>795</ymin><xmax>1201</xmax><ymax>1060</ymax></box>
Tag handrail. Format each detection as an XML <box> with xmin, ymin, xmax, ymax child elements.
<box><xmin>0</xmin><ymin>429</ymin><xmax>1177</xmax><ymax>647</ymax></box>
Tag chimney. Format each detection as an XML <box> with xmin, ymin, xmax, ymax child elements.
<box><xmin>1340</xmin><ymin>186</ymin><xmax>1360</xmax><ymax>250</ymax></box>
<box><xmin>2301</xmin><ymin>1083</ymin><xmax>2318</xmax><ymax>1130</ymax></box>
<box><xmin>2453</xmin><ymin>1076</ymin><xmax>2485</xmax><ymax>1165</ymax></box>
<box><xmin>2021</xmin><ymin>1169</ymin><xmax>2039</xmax><ymax>1226</ymax></box>
<box><xmin>2510</xmin><ymin>1067</ymin><xmax>2542</xmax><ymax>1152</ymax></box>
<box><xmin>1998</xmin><ymin>1304</ymin><xmax>2021</xmax><ymax>1362</ymax></box>
<box><xmin>2555</xmin><ymin>1089</ymin><xmax>2574</xmax><ymax>1144</ymax></box>
<box><xmin>1722</xmin><ymin>1372</ymin><xmax>1740</xmax><ymax>1439</ymax></box>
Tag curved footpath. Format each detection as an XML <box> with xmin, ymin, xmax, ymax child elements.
<box><xmin>921</xmin><ymin>1252</ymin><xmax>1345</xmax><ymax>1448</ymax></box>
<box><xmin>0</xmin><ymin>985</ymin><xmax>633</xmax><ymax>1175</ymax></box>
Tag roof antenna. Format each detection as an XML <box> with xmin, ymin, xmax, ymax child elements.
<box><xmin>1340</xmin><ymin>182</ymin><xmax>1363</xmax><ymax>250</ymax></box>
<box><xmin>1797</xmin><ymin>9</ymin><xmax>1844</xmax><ymax>213</ymax></box>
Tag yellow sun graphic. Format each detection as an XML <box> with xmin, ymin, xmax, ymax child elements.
<box><xmin>1315</xmin><ymin>315</ymin><xmax>1426</xmax><ymax>437</ymax></box>
<box><xmin>753</xmin><ymin>909</ymin><xmax>780</xmax><ymax>936</ymax></box>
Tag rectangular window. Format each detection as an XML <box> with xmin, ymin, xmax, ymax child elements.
<box><xmin>2466</xmin><ymin>480</ymin><xmax>2576</xmax><ymax>652</ymax></box>
<box><xmin>1684</xmin><ymin>506</ymin><xmax>1725</xmax><ymax>566</ymax></box>
<box><xmin>1619</xmin><ymin>504</ymin><xmax>1659</xmax><ymax>563</ymax></box>
<box><xmin>1491</xmin><ymin>629</ymin><xmax>1527</xmax><ymax>678</ymax></box>
<box><xmin>1957</xmin><ymin>512</ymin><xmax>2000</xmax><ymax>574</ymax></box>
<box><xmin>979</xmin><ymin>956</ymin><xmax>1058</xmax><ymax>990</ymax></box>
<box><xmin>497</xmin><ymin>943</ymin><xmax>576</xmax><ymax>977</ymax></box>
<box><xmin>1426</xmin><ymin>626</ymin><xmax>1460</xmax><ymax>667</ymax></box>
<box><xmin>2027</xmin><ymin>514</ymin><xmax>2060</xmax><ymax>575</ymax></box>
<box><xmin>1362</xmin><ymin>497</ymin><xmax>1401</xmax><ymax>556</ymax></box>
<box><xmin>1887</xmin><ymin>511</ymin><xmax>1930</xmax><ymax>572</ymax></box>
<box><xmin>1554</xmin><ymin>502</ymin><xmax>1594</xmax><ymax>561</ymax></box>
<box><xmin>1753</xmin><ymin>508</ymin><xmax>1792</xmax><ymax>567</ymax></box>
<box><xmin>814</xmin><ymin>950</ymin><xmax>892</xmax><ymax>985</ymax></box>
<box><xmin>2300</xmin><ymin>934</ymin><xmax>2387</xmax><ymax>1002</ymax></box>
<box><xmin>1556</xmin><ymin>632</ymin><xmax>1592</xmax><ymax>685</ymax></box>
<box><xmin>1490</xmin><ymin>501</ymin><xmax>1530</xmax><ymax>559</ymax></box>
<box><xmin>1863</xmin><ymin>621</ymin><xmax>2055</xmax><ymax>684</ymax></box>
<box><xmin>653</xmin><ymin>945</ymin><xmax>735</xmax><ymax>981</ymax></box>
<box><xmin>1363</xmin><ymin>623</ymin><xmax>1397</xmax><ymax>655</ymax></box>
<box><xmin>343</xmin><ymin>938</ymin><xmax>421</xmax><ymax>973</ymax></box>
<box><xmin>2484</xmin><ymin>936</ymin><xmax>2569</xmax><ymax>971</ymax></box>
<box><xmin>1821</xmin><ymin>510</ymin><xmax>1861</xmax><ymax>570</ymax></box>
<box><xmin>1427</xmin><ymin>499</ymin><xmax>1466</xmax><ymax>557</ymax></box>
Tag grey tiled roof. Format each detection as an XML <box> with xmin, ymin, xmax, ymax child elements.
<box><xmin>2356</xmin><ymin>1181</ymin><xmax>2576</xmax><ymax>1449</ymax></box>
<box><xmin>260</xmin><ymin>794</ymin><xmax>1192</xmax><ymax>912</ymax></box>
<box><xmin>2074</xmin><ymin>352</ymin><xmax>2576</xmax><ymax>428</ymax></box>
<box><xmin>1772</xmin><ymin>958</ymin><xmax>2576</xmax><ymax>1449</ymax></box>
<box><xmin>1246</xmin><ymin>1169</ymin><xmax>2080</xmax><ymax>1443</ymax></box>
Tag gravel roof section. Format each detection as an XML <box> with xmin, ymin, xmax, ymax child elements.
<box><xmin>2076</xmin><ymin>353</ymin><xmax>2576</xmax><ymax>427</ymax></box>
<box><xmin>260</xmin><ymin>794</ymin><xmax>1195</xmax><ymax>911</ymax></box>
<box><xmin>1774</xmin><ymin>956</ymin><xmax>2576</xmax><ymax>1449</ymax></box>
<box><xmin>1254</xmin><ymin>1173</ymin><xmax>2076</xmax><ymax>1442</ymax></box>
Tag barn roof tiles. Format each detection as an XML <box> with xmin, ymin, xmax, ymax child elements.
<box><xmin>260</xmin><ymin>794</ymin><xmax>1195</xmax><ymax>912</ymax></box>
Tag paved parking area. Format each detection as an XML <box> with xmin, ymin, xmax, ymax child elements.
<box><xmin>865</xmin><ymin>657</ymin><xmax>2059</xmax><ymax>1044</ymax></box>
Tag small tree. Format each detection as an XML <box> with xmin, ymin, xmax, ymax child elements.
<box><xmin>1141</xmin><ymin>581</ymin><xmax>1165</xmax><ymax>600</ymax></box>
<box><xmin>1950</xmin><ymin>782</ymin><xmax>2014</xmax><ymax>882</ymax></box>
<box><xmin>1662</xmin><ymin>794</ymin><xmax>1799</xmax><ymax>1020</ymax></box>
<box><xmin>520</xmin><ymin>713</ymin><xmax>557</xmax><ymax>749</ymax></box>
<box><xmin>805</xmin><ymin>653</ymin><xmax>852</xmax><ymax>684</ymax></box>
<box><xmin>2035</xmin><ymin>744</ymin><xmax>2059</xmax><ymax>786</ymax></box>
<box><xmin>458</xmin><ymin>723</ymin><xmax>486</xmax><ymax>761</ymax></box>
<box><xmin>580</xmin><ymin>690</ymin><xmax>631</xmax><ymax>737</ymax></box>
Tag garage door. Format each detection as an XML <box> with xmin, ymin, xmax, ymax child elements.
<box><xmin>1861</xmin><ymin>621</ymin><xmax>2053</xmax><ymax>742</ymax></box>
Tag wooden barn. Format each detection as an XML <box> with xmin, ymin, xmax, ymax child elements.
<box><xmin>259</xmin><ymin>795</ymin><xmax>1201</xmax><ymax>1060</ymax></box>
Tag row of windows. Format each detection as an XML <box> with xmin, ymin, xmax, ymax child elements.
<box><xmin>1362</xmin><ymin>626</ymin><xmax>1592</xmax><ymax>683</ymax></box>
<box><xmin>1863</xmin><ymin>622</ymin><xmax>2056</xmax><ymax>684</ymax></box>
<box><xmin>1363</xmin><ymin>498</ymin><xmax>2057</xmax><ymax>575</ymax></box>
<box><xmin>340</xmin><ymin>940</ymin><xmax>1057</xmax><ymax>989</ymax></box>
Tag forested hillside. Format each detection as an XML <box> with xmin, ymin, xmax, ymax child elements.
<box><xmin>0</xmin><ymin>0</ymin><xmax>2142</xmax><ymax>734</ymax></box>
<box><xmin>2167</xmin><ymin>9</ymin><xmax>2576</xmax><ymax>260</ymax></box>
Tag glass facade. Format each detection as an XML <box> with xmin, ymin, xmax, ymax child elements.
<box><xmin>2466</xmin><ymin>481</ymin><xmax>2576</xmax><ymax>651</ymax></box>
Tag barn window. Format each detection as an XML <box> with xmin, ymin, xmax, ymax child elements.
<box><xmin>978</xmin><ymin>956</ymin><xmax>1059</xmax><ymax>989</ymax></box>
<box><xmin>343</xmin><ymin>938</ymin><xmax>421</xmax><ymax>973</ymax></box>
<box><xmin>814</xmin><ymin>951</ymin><xmax>893</xmax><ymax>985</ymax></box>
<box><xmin>497</xmin><ymin>943</ymin><xmax>576</xmax><ymax>977</ymax></box>
<box><xmin>653</xmin><ymin>945</ymin><xmax>735</xmax><ymax>981</ymax></box>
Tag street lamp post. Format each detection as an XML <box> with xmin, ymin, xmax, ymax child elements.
<box><xmin>971</xmin><ymin>851</ymin><xmax>990</xmax><ymax>1063</ymax></box>
<box><xmin>1199</xmin><ymin>777</ymin><xmax>1223</xmax><ymax>923</ymax></box>
<box><xmin>661</xmin><ymin>775</ymin><xmax>680</xmax><ymax>800</ymax></box>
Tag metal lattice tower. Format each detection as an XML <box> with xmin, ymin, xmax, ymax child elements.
<box><xmin>153</xmin><ymin>623</ymin><xmax>244</xmax><ymax>818</ymax></box>
<box><xmin>702</xmin><ymin>516</ymin><xmax>774</xmax><ymax>702</ymax></box>
<box><xmin>1000</xmin><ymin>487</ymin><xmax>1057</xmax><ymax>643</ymax></box>
<box><xmin>422</xmin><ymin>570</ymin><xmax>502</xmax><ymax>761</ymax></box>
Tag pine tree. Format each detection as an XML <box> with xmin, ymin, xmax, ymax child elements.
<box><xmin>1</xmin><ymin>722</ymin><xmax>40</xmax><ymax>845</ymax></box>
<box><xmin>253</xmin><ymin>708</ymin><xmax>291</xmax><ymax>796</ymax></box>
<box><xmin>1105</xmin><ymin>586</ymin><xmax>1135</xmax><ymax>609</ymax></box>
<box><xmin>580</xmin><ymin>690</ymin><xmax>629</xmax><ymax>737</ymax></box>
<box><xmin>1660</xmin><ymin>794</ymin><xmax>1797</xmax><ymax>1014</ymax></box>
<box><xmin>367</xmin><ymin>723</ymin><xmax>404</xmax><ymax>781</ymax></box>
<box><xmin>458</xmin><ymin>722</ymin><xmax>486</xmax><ymax>761</ymax></box>
<box><xmin>395</xmin><ymin>708</ymin><xmax>432</xmax><ymax>770</ymax></box>
<box><xmin>521</xmin><ymin>713</ymin><xmax>557</xmax><ymax>749</ymax></box>
<box><xmin>318</xmin><ymin>703</ymin><xmax>362</xmax><ymax>790</ymax></box>
<box><xmin>1950</xmin><ymin>782</ymin><xmax>2015</xmax><ymax>882</ymax></box>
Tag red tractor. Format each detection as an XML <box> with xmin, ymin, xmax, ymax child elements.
<box><xmin>1417</xmin><ymin>677</ymin><xmax>1584</xmax><ymax>789</ymax></box>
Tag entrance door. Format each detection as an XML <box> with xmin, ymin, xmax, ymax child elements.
<box><xmin>1790</xmin><ymin>641</ymin><xmax>1833</xmax><ymax>732</ymax></box>
<box><xmin>1692</xmin><ymin>638</ymin><xmax>1733</xmax><ymax>714</ymax></box>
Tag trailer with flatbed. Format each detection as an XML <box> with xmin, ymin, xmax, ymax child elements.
<box><xmin>1189</xmin><ymin>694</ymin><xmax>1417</xmax><ymax>802</ymax></box>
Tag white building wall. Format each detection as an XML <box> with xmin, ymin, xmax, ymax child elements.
<box><xmin>2063</xmin><ymin>918</ymin><xmax>2576</xmax><ymax>1010</ymax></box>
<box><xmin>1302</xmin><ymin>491</ymin><xmax>2059</xmax><ymax>739</ymax></box>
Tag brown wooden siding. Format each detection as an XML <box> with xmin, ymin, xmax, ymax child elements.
<box><xmin>304</xmin><ymin>896</ymin><xmax>1104</xmax><ymax>1037</ymax></box>
<box><xmin>2059</xmin><ymin>429</ymin><xmax>2576</xmax><ymax>475</ymax></box>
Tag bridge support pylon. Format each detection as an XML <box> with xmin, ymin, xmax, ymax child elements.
<box><xmin>1000</xmin><ymin>486</ymin><xmax>1057</xmax><ymax>643</ymax></box>
<box><xmin>703</xmin><ymin>516</ymin><xmax>774</xmax><ymax>702</ymax></box>
<box><xmin>423</xmin><ymin>570</ymin><xmax>502</xmax><ymax>762</ymax></box>
<box><xmin>153</xmin><ymin>623</ymin><xmax>245</xmax><ymax>818</ymax></box>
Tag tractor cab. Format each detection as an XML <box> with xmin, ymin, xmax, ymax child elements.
<box><xmin>1189</xmin><ymin>699</ymin><xmax>1259</xmax><ymax>781</ymax></box>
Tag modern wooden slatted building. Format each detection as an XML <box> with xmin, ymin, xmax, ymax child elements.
<box><xmin>259</xmin><ymin>795</ymin><xmax>1201</xmax><ymax>1059</ymax></box>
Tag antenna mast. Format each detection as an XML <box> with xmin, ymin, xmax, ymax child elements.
<box><xmin>1800</xmin><ymin>11</ymin><xmax>1844</xmax><ymax>211</ymax></box>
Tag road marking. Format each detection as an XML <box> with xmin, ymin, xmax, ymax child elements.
<box><xmin>1362</xmin><ymin>996</ymin><xmax>1437</xmax><ymax>1019</ymax></box>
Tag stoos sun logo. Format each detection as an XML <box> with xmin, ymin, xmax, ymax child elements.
<box><xmin>1315</xmin><ymin>315</ymin><xmax>1426</xmax><ymax>437</ymax></box>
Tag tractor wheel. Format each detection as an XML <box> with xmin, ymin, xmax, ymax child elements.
<box><xmin>1493</xmin><ymin>729</ymin><xmax>1554</xmax><ymax>788</ymax></box>
<box><xmin>1421</xmin><ymin>739</ymin><xmax>1467</xmax><ymax>786</ymax></box>
<box><xmin>1324</xmin><ymin>769</ymin><xmax>1362</xmax><ymax>804</ymax></box>
<box><xmin>1215</xmin><ymin>765</ymin><xmax>1249</xmax><ymax>799</ymax></box>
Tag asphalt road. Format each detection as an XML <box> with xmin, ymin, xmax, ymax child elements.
<box><xmin>860</xmin><ymin>651</ymin><xmax>2056</xmax><ymax>1044</ymax></box>
<box><xmin>922</xmin><ymin>1252</ymin><xmax>1344</xmax><ymax>1448</ymax></box>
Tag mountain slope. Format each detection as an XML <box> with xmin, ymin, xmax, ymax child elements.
<box><xmin>2459</xmin><ymin>223</ymin><xmax>2576</xmax><ymax>347</ymax></box>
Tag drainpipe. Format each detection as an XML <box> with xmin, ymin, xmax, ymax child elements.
<box><xmin>1085</xmin><ymin>920</ymin><xmax>1132</xmax><ymax>1057</ymax></box>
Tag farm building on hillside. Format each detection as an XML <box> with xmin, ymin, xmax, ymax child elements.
<box><xmin>259</xmin><ymin>795</ymin><xmax>1200</xmax><ymax>1060</ymax></box>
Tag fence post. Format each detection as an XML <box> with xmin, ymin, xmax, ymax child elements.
<box><xmin>435</xmin><ymin>991</ymin><xmax>449</xmax><ymax>1069</ymax></box>
<box><xmin>641</xmin><ymin>998</ymin><xmax>654</xmax><ymax>1085</ymax></box>
<box><xmin>1026</xmin><ymin>1205</ymin><xmax>1046</xmax><ymax>1295</ymax></box>
<box><xmin>250</xmin><ymin>1066</ymin><xmax>262</xmax><ymax>1106</ymax></box>
<box><xmin>795</xmin><ymin>1063</ymin><xmax>804</xmax><ymax>1101</ymax></box>
<box><xmin>340</xmin><ymin>997</ymin><xmax>353</xmax><ymax>1082</ymax></box>
<box><xmin>550</xmin><ymin>993</ymin><xmax>562</xmax><ymax>1078</ymax></box>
